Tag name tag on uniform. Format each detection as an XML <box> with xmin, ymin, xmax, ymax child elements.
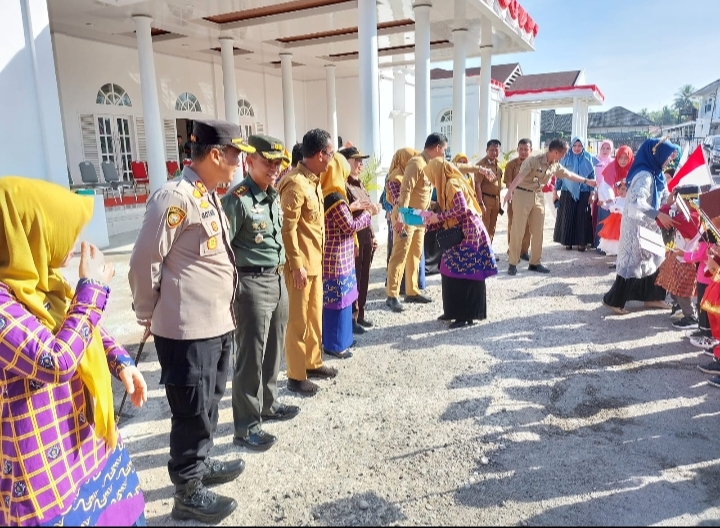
<box><xmin>201</xmin><ymin>208</ymin><xmax>217</xmax><ymax>220</ymax></box>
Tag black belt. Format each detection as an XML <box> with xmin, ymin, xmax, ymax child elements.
<box><xmin>238</xmin><ymin>265</ymin><xmax>284</xmax><ymax>275</ymax></box>
<box><xmin>482</xmin><ymin>193</ymin><xmax>499</xmax><ymax>199</ymax></box>
<box><xmin>517</xmin><ymin>186</ymin><xmax>540</xmax><ymax>193</ymax></box>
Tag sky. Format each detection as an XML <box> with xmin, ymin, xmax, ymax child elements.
<box><xmin>439</xmin><ymin>0</ymin><xmax>720</xmax><ymax>113</ymax></box>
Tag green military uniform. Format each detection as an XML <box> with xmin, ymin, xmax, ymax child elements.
<box><xmin>221</xmin><ymin>135</ymin><xmax>292</xmax><ymax>444</ymax></box>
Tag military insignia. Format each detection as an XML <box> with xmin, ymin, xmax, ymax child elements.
<box><xmin>211</xmin><ymin>221</ymin><xmax>219</xmax><ymax>232</ymax></box>
<box><xmin>207</xmin><ymin>236</ymin><xmax>217</xmax><ymax>250</ymax></box>
<box><xmin>193</xmin><ymin>189</ymin><xmax>203</xmax><ymax>199</ymax></box>
<box><xmin>255</xmin><ymin>234</ymin><xmax>264</xmax><ymax>244</ymax></box>
<box><xmin>252</xmin><ymin>222</ymin><xmax>259</xmax><ymax>230</ymax></box>
<box><xmin>194</xmin><ymin>181</ymin><xmax>207</xmax><ymax>195</ymax></box>
<box><xmin>260</xmin><ymin>221</ymin><xmax>267</xmax><ymax>230</ymax></box>
<box><xmin>200</xmin><ymin>201</ymin><xmax>210</xmax><ymax>209</ymax></box>
<box><xmin>166</xmin><ymin>206</ymin><xmax>187</xmax><ymax>228</ymax></box>
<box><xmin>233</xmin><ymin>186</ymin><xmax>248</xmax><ymax>198</ymax></box>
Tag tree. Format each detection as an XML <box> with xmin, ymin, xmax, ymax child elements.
<box><xmin>638</xmin><ymin>108</ymin><xmax>650</xmax><ymax>119</ymax></box>
<box><xmin>660</xmin><ymin>105</ymin><xmax>678</xmax><ymax>126</ymax></box>
<box><xmin>673</xmin><ymin>84</ymin><xmax>697</xmax><ymax>119</ymax></box>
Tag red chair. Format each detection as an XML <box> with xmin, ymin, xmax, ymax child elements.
<box><xmin>131</xmin><ymin>161</ymin><xmax>150</xmax><ymax>195</ymax></box>
<box><xmin>166</xmin><ymin>161</ymin><xmax>180</xmax><ymax>179</ymax></box>
<box><xmin>183</xmin><ymin>159</ymin><xmax>192</xmax><ymax>167</ymax></box>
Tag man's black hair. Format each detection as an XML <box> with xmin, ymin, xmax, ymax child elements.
<box><xmin>301</xmin><ymin>129</ymin><xmax>332</xmax><ymax>159</ymax></box>
<box><xmin>424</xmin><ymin>132</ymin><xmax>448</xmax><ymax>149</ymax></box>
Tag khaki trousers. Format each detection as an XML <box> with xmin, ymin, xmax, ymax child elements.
<box><xmin>507</xmin><ymin>200</ymin><xmax>531</xmax><ymax>255</ymax></box>
<box><xmin>386</xmin><ymin>224</ymin><xmax>425</xmax><ymax>298</ymax></box>
<box><xmin>508</xmin><ymin>188</ymin><xmax>545</xmax><ymax>266</ymax></box>
<box><xmin>481</xmin><ymin>194</ymin><xmax>500</xmax><ymax>241</ymax></box>
<box><xmin>284</xmin><ymin>272</ymin><xmax>323</xmax><ymax>381</ymax></box>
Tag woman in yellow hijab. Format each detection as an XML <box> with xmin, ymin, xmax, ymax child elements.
<box><xmin>0</xmin><ymin>177</ymin><xmax>147</xmax><ymax>526</ymax></box>
<box><xmin>423</xmin><ymin>159</ymin><xmax>498</xmax><ymax>329</ymax></box>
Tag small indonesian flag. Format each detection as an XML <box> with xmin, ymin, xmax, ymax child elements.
<box><xmin>668</xmin><ymin>145</ymin><xmax>713</xmax><ymax>192</ymax></box>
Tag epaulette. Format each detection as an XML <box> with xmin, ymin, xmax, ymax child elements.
<box><xmin>233</xmin><ymin>186</ymin><xmax>249</xmax><ymax>198</ymax></box>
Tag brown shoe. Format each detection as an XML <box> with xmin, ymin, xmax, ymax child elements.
<box><xmin>286</xmin><ymin>379</ymin><xmax>319</xmax><ymax>395</ymax></box>
<box><xmin>307</xmin><ymin>365</ymin><xmax>338</xmax><ymax>379</ymax></box>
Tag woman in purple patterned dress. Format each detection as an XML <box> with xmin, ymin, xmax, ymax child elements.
<box><xmin>0</xmin><ymin>177</ymin><xmax>147</xmax><ymax>526</ymax></box>
<box><xmin>424</xmin><ymin>159</ymin><xmax>498</xmax><ymax>329</ymax></box>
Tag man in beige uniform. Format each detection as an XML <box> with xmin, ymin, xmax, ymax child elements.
<box><xmin>385</xmin><ymin>133</ymin><xmax>448</xmax><ymax>312</ymax></box>
<box><xmin>129</xmin><ymin>120</ymin><xmax>252</xmax><ymax>524</ymax></box>
<box><xmin>503</xmin><ymin>138</ymin><xmax>597</xmax><ymax>276</ymax></box>
<box><xmin>503</xmin><ymin>138</ymin><xmax>533</xmax><ymax>261</ymax></box>
<box><xmin>475</xmin><ymin>139</ymin><xmax>503</xmax><ymax>241</ymax></box>
<box><xmin>277</xmin><ymin>128</ymin><xmax>338</xmax><ymax>395</ymax></box>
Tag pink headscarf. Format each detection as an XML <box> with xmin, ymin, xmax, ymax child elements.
<box><xmin>595</xmin><ymin>140</ymin><xmax>614</xmax><ymax>186</ymax></box>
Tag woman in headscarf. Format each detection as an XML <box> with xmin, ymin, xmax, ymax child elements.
<box><xmin>553</xmin><ymin>137</ymin><xmax>599</xmax><ymax>251</ymax></box>
<box><xmin>592</xmin><ymin>140</ymin><xmax>614</xmax><ymax>251</ymax></box>
<box><xmin>601</xmin><ymin>145</ymin><xmax>634</xmax><ymax>188</ymax></box>
<box><xmin>320</xmin><ymin>154</ymin><xmax>379</xmax><ymax>358</ymax></box>
<box><xmin>0</xmin><ymin>177</ymin><xmax>147</xmax><ymax>526</ymax></box>
<box><xmin>602</xmin><ymin>138</ymin><xmax>679</xmax><ymax>314</ymax></box>
<box><xmin>383</xmin><ymin>148</ymin><xmax>420</xmax><ymax>291</ymax></box>
<box><xmin>424</xmin><ymin>159</ymin><xmax>498</xmax><ymax>329</ymax></box>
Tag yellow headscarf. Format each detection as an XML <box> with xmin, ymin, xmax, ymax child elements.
<box><xmin>320</xmin><ymin>152</ymin><xmax>351</xmax><ymax>212</ymax></box>
<box><xmin>0</xmin><ymin>176</ymin><xmax>117</xmax><ymax>449</ymax></box>
<box><xmin>387</xmin><ymin>147</ymin><xmax>419</xmax><ymax>185</ymax></box>
<box><xmin>452</xmin><ymin>153</ymin><xmax>469</xmax><ymax>164</ymax></box>
<box><xmin>424</xmin><ymin>159</ymin><xmax>482</xmax><ymax>228</ymax></box>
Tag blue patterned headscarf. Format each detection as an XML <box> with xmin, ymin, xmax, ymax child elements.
<box><xmin>625</xmin><ymin>138</ymin><xmax>679</xmax><ymax>209</ymax></box>
<box><xmin>559</xmin><ymin>137</ymin><xmax>599</xmax><ymax>201</ymax></box>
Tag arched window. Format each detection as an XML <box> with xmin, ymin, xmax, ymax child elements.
<box><xmin>238</xmin><ymin>99</ymin><xmax>255</xmax><ymax>118</ymax></box>
<box><xmin>175</xmin><ymin>92</ymin><xmax>202</xmax><ymax>112</ymax></box>
<box><xmin>438</xmin><ymin>109</ymin><xmax>453</xmax><ymax>149</ymax></box>
<box><xmin>96</xmin><ymin>83</ymin><xmax>131</xmax><ymax>106</ymax></box>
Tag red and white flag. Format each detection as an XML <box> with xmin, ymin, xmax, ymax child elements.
<box><xmin>668</xmin><ymin>145</ymin><xmax>713</xmax><ymax>192</ymax></box>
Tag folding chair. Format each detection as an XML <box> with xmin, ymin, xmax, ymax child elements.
<box><xmin>101</xmin><ymin>161</ymin><xmax>135</xmax><ymax>202</ymax></box>
<box><xmin>131</xmin><ymin>161</ymin><xmax>150</xmax><ymax>196</ymax></box>
<box><xmin>78</xmin><ymin>162</ymin><xmax>112</xmax><ymax>198</ymax></box>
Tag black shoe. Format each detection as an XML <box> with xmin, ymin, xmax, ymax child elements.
<box><xmin>306</xmin><ymin>365</ymin><xmax>339</xmax><ymax>379</ymax></box>
<box><xmin>698</xmin><ymin>360</ymin><xmax>720</xmax><ymax>375</ymax></box>
<box><xmin>508</xmin><ymin>264</ymin><xmax>517</xmax><ymax>276</ymax></box>
<box><xmin>437</xmin><ymin>314</ymin><xmax>452</xmax><ymax>321</ymax></box>
<box><xmin>323</xmin><ymin>348</ymin><xmax>353</xmax><ymax>359</ymax></box>
<box><xmin>286</xmin><ymin>378</ymin><xmax>319</xmax><ymax>395</ymax></box>
<box><xmin>201</xmin><ymin>457</ymin><xmax>245</xmax><ymax>487</ymax></box>
<box><xmin>233</xmin><ymin>430</ymin><xmax>277</xmax><ymax>452</ymax></box>
<box><xmin>528</xmin><ymin>264</ymin><xmax>550</xmax><ymax>274</ymax></box>
<box><xmin>670</xmin><ymin>303</ymin><xmax>681</xmax><ymax>316</ymax></box>
<box><xmin>352</xmin><ymin>322</ymin><xmax>367</xmax><ymax>335</ymax></box>
<box><xmin>673</xmin><ymin>316</ymin><xmax>699</xmax><ymax>329</ymax></box>
<box><xmin>357</xmin><ymin>318</ymin><xmax>374</xmax><ymax>328</ymax></box>
<box><xmin>708</xmin><ymin>376</ymin><xmax>720</xmax><ymax>388</ymax></box>
<box><xmin>172</xmin><ymin>479</ymin><xmax>237</xmax><ymax>524</ymax></box>
<box><xmin>404</xmin><ymin>294</ymin><xmax>433</xmax><ymax>304</ymax></box>
<box><xmin>386</xmin><ymin>297</ymin><xmax>404</xmax><ymax>313</ymax></box>
<box><xmin>691</xmin><ymin>329</ymin><xmax>712</xmax><ymax>338</ymax></box>
<box><xmin>520</xmin><ymin>253</ymin><xmax>530</xmax><ymax>261</ymax></box>
<box><xmin>449</xmin><ymin>320</ymin><xmax>467</xmax><ymax>329</ymax></box>
<box><xmin>263</xmin><ymin>403</ymin><xmax>301</xmax><ymax>422</ymax></box>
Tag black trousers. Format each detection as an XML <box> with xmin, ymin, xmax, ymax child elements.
<box><xmin>352</xmin><ymin>242</ymin><xmax>374</xmax><ymax>321</ymax></box>
<box><xmin>698</xmin><ymin>282</ymin><xmax>710</xmax><ymax>331</ymax></box>
<box><xmin>155</xmin><ymin>331</ymin><xmax>233</xmax><ymax>486</ymax></box>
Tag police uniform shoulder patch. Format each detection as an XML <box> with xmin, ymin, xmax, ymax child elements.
<box><xmin>233</xmin><ymin>186</ymin><xmax>249</xmax><ymax>198</ymax></box>
<box><xmin>194</xmin><ymin>180</ymin><xmax>207</xmax><ymax>195</ymax></box>
<box><xmin>166</xmin><ymin>206</ymin><xmax>187</xmax><ymax>228</ymax></box>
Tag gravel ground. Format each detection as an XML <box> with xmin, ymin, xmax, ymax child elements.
<box><xmin>96</xmin><ymin>211</ymin><xmax>720</xmax><ymax>527</ymax></box>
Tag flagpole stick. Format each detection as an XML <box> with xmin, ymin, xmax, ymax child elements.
<box><xmin>115</xmin><ymin>327</ymin><xmax>151</xmax><ymax>423</ymax></box>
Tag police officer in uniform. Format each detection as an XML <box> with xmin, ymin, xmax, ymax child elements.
<box><xmin>503</xmin><ymin>138</ymin><xmax>597</xmax><ymax>276</ymax></box>
<box><xmin>129</xmin><ymin>120</ymin><xmax>253</xmax><ymax>524</ymax></box>
<box><xmin>221</xmin><ymin>135</ymin><xmax>300</xmax><ymax>452</ymax></box>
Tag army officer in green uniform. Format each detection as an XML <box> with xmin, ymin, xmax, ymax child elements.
<box><xmin>222</xmin><ymin>135</ymin><xmax>300</xmax><ymax>452</ymax></box>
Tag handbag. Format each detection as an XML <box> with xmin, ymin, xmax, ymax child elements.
<box><xmin>436</xmin><ymin>225</ymin><xmax>464</xmax><ymax>250</ymax></box>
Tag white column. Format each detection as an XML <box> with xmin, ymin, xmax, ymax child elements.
<box><xmin>498</xmin><ymin>105</ymin><xmax>508</xmax><ymax>152</ymax></box>
<box><xmin>393</xmin><ymin>69</ymin><xmax>408</xmax><ymax>151</ymax></box>
<box><xmin>358</xmin><ymin>0</ymin><xmax>380</xmax><ymax>157</ymax></box>
<box><xmin>134</xmin><ymin>15</ymin><xmax>165</xmax><ymax>195</ymax></box>
<box><xmin>478</xmin><ymin>18</ymin><xmax>493</xmax><ymax>151</ymax></box>
<box><xmin>280</xmin><ymin>53</ymin><xmax>296</xmax><ymax>148</ymax></box>
<box><xmin>581</xmin><ymin>102</ymin><xmax>589</xmax><ymax>140</ymax></box>
<box><xmin>325</xmin><ymin>64</ymin><xmax>338</xmax><ymax>149</ymax></box>
<box><xmin>219</xmin><ymin>37</ymin><xmax>239</xmax><ymax>125</ymax></box>
<box><xmin>413</xmin><ymin>1</ymin><xmax>432</xmax><ymax>150</ymax></box>
<box><xmin>571</xmin><ymin>97</ymin><xmax>581</xmax><ymax>139</ymax></box>
<box><xmin>451</xmin><ymin>27</ymin><xmax>468</xmax><ymax>156</ymax></box>
<box><xmin>508</xmin><ymin>109</ymin><xmax>517</xmax><ymax>148</ymax></box>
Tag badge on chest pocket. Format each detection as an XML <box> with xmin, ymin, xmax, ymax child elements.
<box><xmin>200</xmin><ymin>220</ymin><xmax>222</xmax><ymax>256</ymax></box>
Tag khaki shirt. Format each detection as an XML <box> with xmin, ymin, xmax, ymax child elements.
<box><xmin>516</xmin><ymin>152</ymin><xmax>575</xmax><ymax>192</ymax></box>
<box><xmin>222</xmin><ymin>176</ymin><xmax>285</xmax><ymax>268</ymax></box>
<box><xmin>277</xmin><ymin>163</ymin><xmax>325</xmax><ymax>276</ymax></box>
<box><xmin>398</xmin><ymin>152</ymin><xmax>433</xmax><ymax>211</ymax></box>
<box><xmin>503</xmin><ymin>157</ymin><xmax>525</xmax><ymax>187</ymax></box>
<box><xmin>129</xmin><ymin>167</ymin><xmax>236</xmax><ymax>340</ymax></box>
<box><xmin>475</xmin><ymin>156</ymin><xmax>503</xmax><ymax>198</ymax></box>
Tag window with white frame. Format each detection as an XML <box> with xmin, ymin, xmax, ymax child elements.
<box><xmin>176</xmin><ymin>92</ymin><xmax>202</xmax><ymax>112</ymax></box>
<box><xmin>96</xmin><ymin>83</ymin><xmax>132</xmax><ymax>107</ymax></box>
<box><xmin>238</xmin><ymin>99</ymin><xmax>255</xmax><ymax>118</ymax></box>
<box><xmin>439</xmin><ymin>109</ymin><xmax>453</xmax><ymax>153</ymax></box>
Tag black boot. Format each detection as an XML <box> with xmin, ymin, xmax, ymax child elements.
<box><xmin>172</xmin><ymin>479</ymin><xmax>237</xmax><ymax>524</ymax></box>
